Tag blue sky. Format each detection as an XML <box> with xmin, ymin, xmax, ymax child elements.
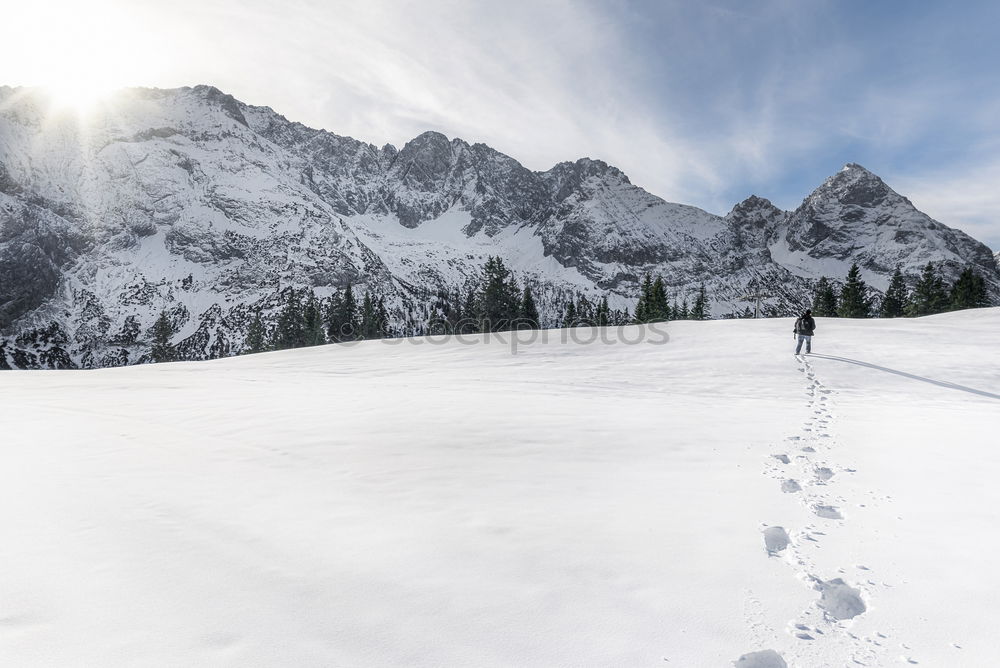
<box><xmin>3</xmin><ymin>0</ymin><xmax>999</xmax><ymax>247</ymax></box>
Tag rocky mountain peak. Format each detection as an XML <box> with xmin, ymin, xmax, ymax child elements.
<box><xmin>805</xmin><ymin>162</ymin><xmax>894</xmax><ymax>208</ymax></box>
<box><xmin>190</xmin><ymin>85</ymin><xmax>249</xmax><ymax>127</ymax></box>
<box><xmin>542</xmin><ymin>158</ymin><xmax>629</xmax><ymax>202</ymax></box>
<box><xmin>395</xmin><ymin>130</ymin><xmax>455</xmax><ymax>163</ymax></box>
<box><xmin>726</xmin><ymin>195</ymin><xmax>784</xmax><ymax>226</ymax></box>
<box><xmin>390</xmin><ymin>131</ymin><xmax>464</xmax><ymax>194</ymax></box>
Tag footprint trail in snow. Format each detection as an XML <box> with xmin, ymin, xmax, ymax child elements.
<box><xmin>736</xmin><ymin>355</ymin><xmax>912</xmax><ymax>666</ymax></box>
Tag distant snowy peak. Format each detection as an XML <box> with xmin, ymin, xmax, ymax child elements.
<box><xmin>726</xmin><ymin>195</ymin><xmax>786</xmax><ymax>228</ymax></box>
<box><xmin>773</xmin><ymin>162</ymin><xmax>997</xmax><ymax>282</ymax></box>
<box><xmin>806</xmin><ymin>162</ymin><xmax>896</xmax><ymax>208</ymax></box>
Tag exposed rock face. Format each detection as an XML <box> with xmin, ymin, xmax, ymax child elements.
<box><xmin>1</xmin><ymin>85</ymin><xmax>997</xmax><ymax>368</ymax></box>
<box><xmin>774</xmin><ymin>164</ymin><xmax>997</xmax><ymax>279</ymax></box>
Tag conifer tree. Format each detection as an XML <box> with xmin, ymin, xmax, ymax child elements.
<box><xmin>375</xmin><ymin>297</ymin><xmax>391</xmax><ymax>338</ymax></box>
<box><xmin>479</xmin><ymin>257</ymin><xmax>519</xmax><ymax>331</ymax></box>
<box><xmin>595</xmin><ymin>296</ymin><xmax>611</xmax><ymax>326</ymax></box>
<box><xmin>359</xmin><ymin>291</ymin><xmax>378</xmax><ymax>339</ymax></box>
<box><xmin>575</xmin><ymin>295</ymin><xmax>594</xmax><ymax>326</ymax></box>
<box><xmin>324</xmin><ymin>291</ymin><xmax>343</xmax><ymax>341</ymax></box>
<box><xmin>634</xmin><ymin>296</ymin><xmax>646</xmax><ymax>324</ymax></box>
<box><xmin>272</xmin><ymin>289</ymin><xmax>306</xmax><ymax>349</ymax></box>
<box><xmin>456</xmin><ymin>286</ymin><xmax>479</xmax><ymax>334</ymax></box>
<box><xmin>634</xmin><ymin>274</ymin><xmax>653</xmax><ymax>323</ymax></box>
<box><xmin>323</xmin><ymin>284</ymin><xmax>358</xmax><ymax>342</ymax></box>
<box><xmin>906</xmin><ymin>263</ymin><xmax>949</xmax><ymax>316</ymax></box>
<box><xmin>507</xmin><ymin>276</ymin><xmax>521</xmax><ymax>321</ymax></box>
<box><xmin>678</xmin><ymin>299</ymin><xmax>690</xmax><ymax>320</ymax></box>
<box><xmin>338</xmin><ymin>283</ymin><xmax>358</xmax><ymax>341</ymax></box>
<box><xmin>838</xmin><ymin>264</ymin><xmax>871</xmax><ymax>318</ymax></box>
<box><xmin>812</xmin><ymin>277</ymin><xmax>838</xmax><ymax>317</ymax></box>
<box><xmin>879</xmin><ymin>265</ymin><xmax>908</xmax><ymax>318</ymax></box>
<box><xmin>246</xmin><ymin>308</ymin><xmax>267</xmax><ymax>353</ymax></box>
<box><xmin>690</xmin><ymin>284</ymin><xmax>709</xmax><ymax>320</ymax></box>
<box><xmin>445</xmin><ymin>289</ymin><xmax>464</xmax><ymax>333</ymax></box>
<box><xmin>151</xmin><ymin>310</ymin><xmax>173</xmax><ymax>363</ymax></box>
<box><xmin>461</xmin><ymin>287</ymin><xmax>480</xmax><ymax>334</ymax></box>
<box><xmin>519</xmin><ymin>286</ymin><xmax>540</xmax><ymax>329</ymax></box>
<box><xmin>563</xmin><ymin>300</ymin><xmax>578</xmax><ymax>327</ymax></box>
<box><xmin>949</xmin><ymin>267</ymin><xmax>989</xmax><ymax>311</ymax></box>
<box><xmin>302</xmin><ymin>292</ymin><xmax>325</xmax><ymax>346</ymax></box>
<box><xmin>649</xmin><ymin>277</ymin><xmax>670</xmax><ymax>321</ymax></box>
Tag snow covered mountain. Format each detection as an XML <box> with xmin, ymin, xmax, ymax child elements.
<box><xmin>1</xmin><ymin>85</ymin><xmax>997</xmax><ymax>368</ymax></box>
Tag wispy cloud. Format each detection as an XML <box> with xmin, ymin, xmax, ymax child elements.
<box><xmin>892</xmin><ymin>159</ymin><xmax>1000</xmax><ymax>250</ymax></box>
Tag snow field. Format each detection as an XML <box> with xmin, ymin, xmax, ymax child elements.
<box><xmin>1</xmin><ymin>309</ymin><xmax>998</xmax><ymax>666</ymax></box>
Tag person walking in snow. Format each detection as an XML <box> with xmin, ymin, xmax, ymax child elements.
<box><xmin>794</xmin><ymin>309</ymin><xmax>816</xmax><ymax>355</ymax></box>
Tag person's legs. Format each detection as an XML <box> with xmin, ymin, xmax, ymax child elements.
<box><xmin>805</xmin><ymin>335</ymin><xmax>812</xmax><ymax>354</ymax></box>
<box><xmin>795</xmin><ymin>334</ymin><xmax>804</xmax><ymax>354</ymax></box>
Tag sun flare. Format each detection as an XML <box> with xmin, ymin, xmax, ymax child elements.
<box><xmin>41</xmin><ymin>78</ymin><xmax>118</xmax><ymax>115</ymax></box>
<box><xmin>4</xmin><ymin>0</ymin><xmax>165</xmax><ymax>117</ymax></box>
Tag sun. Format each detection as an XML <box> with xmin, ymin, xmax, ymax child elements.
<box><xmin>3</xmin><ymin>1</ymin><xmax>163</xmax><ymax>117</ymax></box>
<box><xmin>30</xmin><ymin>41</ymin><xmax>131</xmax><ymax>116</ymax></box>
<box><xmin>42</xmin><ymin>77</ymin><xmax>118</xmax><ymax>116</ymax></box>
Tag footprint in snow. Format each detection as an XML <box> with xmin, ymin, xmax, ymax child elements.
<box><xmin>781</xmin><ymin>479</ymin><xmax>802</xmax><ymax>493</ymax></box>
<box><xmin>816</xmin><ymin>578</ymin><xmax>867</xmax><ymax>620</ymax></box>
<box><xmin>733</xmin><ymin>649</ymin><xmax>787</xmax><ymax>668</ymax></box>
<box><xmin>772</xmin><ymin>454</ymin><xmax>791</xmax><ymax>464</ymax></box>
<box><xmin>813</xmin><ymin>505</ymin><xmax>843</xmax><ymax>520</ymax></box>
<box><xmin>814</xmin><ymin>467</ymin><xmax>835</xmax><ymax>481</ymax></box>
<box><xmin>762</xmin><ymin>526</ymin><xmax>791</xmax><ymax>555</ymax></box>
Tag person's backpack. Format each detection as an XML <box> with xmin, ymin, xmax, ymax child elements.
<box><xmin>793</xmin><ymin>317</ymin><xmax>803</xmax><ymax>334</ymax></box>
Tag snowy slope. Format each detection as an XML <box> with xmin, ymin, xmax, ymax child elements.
<box><xmin>2</xmin><ymin>309</ymin><xmax>998</xmax><ymax>666</ymax></box>
<box><xmin>1</xmin><ymin>85</ymin><xmax>998</xmax><ymax>368</ymax></box>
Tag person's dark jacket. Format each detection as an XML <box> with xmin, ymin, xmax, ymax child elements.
<box><xmin>794</xmin><ymin>315</ymin><xmax>816</xmax><ymax>336</ymax></box>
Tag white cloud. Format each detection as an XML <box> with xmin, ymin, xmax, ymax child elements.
<box><xmin>891</xmin><ymin>160</ymin><xmax>1000</xmax><ymax>250</ymax></box>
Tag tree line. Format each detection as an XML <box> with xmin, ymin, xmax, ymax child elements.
<box><xmin>147</xmin><ymin>257</ymin><xmax>990</xmax><ymax>362</ymax></box>
<box><xmin>148</xmin><ymin>257</ymin><xmax>717</xmax><ymax>362</ymax></box>
<box><xmin>150</xmin><ymin>283</ymin><xmax>392</xmax><ymax>362</ymax></box>
<box><xmin>811</xmin><ymin>262</ymin><xmax>990</xmax><ymax>318</ymax></box>
<box><xmin>150</xmin><ymin>257</ymin><xmax>566</xmax><ymax>361</ymax></box>
<box><xmin>633</xmin><ymin>275</ymin><xmax>709</xmax><ymax>322</ymax></box>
